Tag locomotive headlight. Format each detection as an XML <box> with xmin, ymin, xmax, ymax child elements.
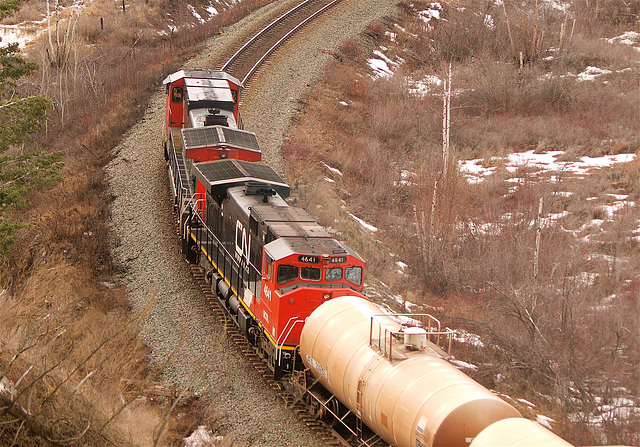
<box><xmin>323</xmin><ymin>293</ymin><xmax>330</xmax><ymax>300</ymax></box>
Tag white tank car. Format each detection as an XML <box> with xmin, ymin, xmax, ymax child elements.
<box><xmin>300</xmin><ymin>296</ymin><xmax>522</xmax><ymax>447</ymax></box>
<box><xmin>470</xmin><ymin>418</ymin><xmax>573</xmax><ymax>446</ymax></box>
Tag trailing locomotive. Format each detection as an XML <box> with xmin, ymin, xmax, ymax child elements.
<box><xmin>163</xmin><ymin>69</ymin><xmax>366</xmax><ymax>377</ymax></box>
<box><xmin>162</xmin><ymin>69</ymin><xmax>578</xmax><ymax>447</ymax></box>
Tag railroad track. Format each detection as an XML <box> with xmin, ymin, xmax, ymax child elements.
<box><xmin>218</xmin><ymin>0</ymin><xmax>344</xmax><ymax>87</ymax></box>
<box><xmin>176</xmin><ymin>1</ymin><xmax>357</xmax><ymax>444</ymax></box>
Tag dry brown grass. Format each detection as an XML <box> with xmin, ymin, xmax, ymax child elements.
<box><xmin>2</xmin><ymin>0</ymin><xmax>273</xmax><ymax>444</ymax></box>
<box><xmin>284</xmin><ymin>1</ymin><xmax>640</xmax><ymax>444</ymax></box>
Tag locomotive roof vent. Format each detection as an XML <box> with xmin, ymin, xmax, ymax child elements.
<box><xmin>204</xmin><ymin>108</ymin><xmax>228</xmax><ymax>127</ymax></box>
<box><xmin>404</xmin><ymin>326</ymin><xmax>428</xmax><ymax>351</ymax></box>
<box><xmin>245</xmin><ymin>181</ymin><xmax>276</xmax><ymax>197</ymax></box>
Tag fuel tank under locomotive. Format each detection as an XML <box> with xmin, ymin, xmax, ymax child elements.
<box><xmin>299</xmin><ymin>296</ymin><xmax>522</xmax><ymax>447</ymax></box>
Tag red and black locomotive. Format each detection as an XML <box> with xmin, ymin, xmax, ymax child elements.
<box><xmin>163</xmin><ymin>69</ymin><xmax>366</xmax><ymax>377</ymax></box>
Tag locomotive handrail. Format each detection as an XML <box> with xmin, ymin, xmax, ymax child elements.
<box><xmin>188</xmin><ymin>209</ymin><xmax>261</xmax><ymax>299</ymax></box>
<box><xmin>276</xmin><ymin>317</ymin><xmax>304</xmax><ymax>367</ymax></box>
<box><xmin>302</xmin><ymin>392</ymin><xmax>378</xmax><ymax>447</ymax></box>
<box><xmin>181</xmin><ymin>194</ymin><xmax>204</xmax><ymax>226</ymax></box>
<box><xmin>169</xmin><ymin>141</ymin><xmax>192</xmax><ymax>212</ymax></box>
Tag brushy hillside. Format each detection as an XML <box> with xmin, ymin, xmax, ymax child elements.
<box><xmin>284</xmin><ymin>0</ymin><xmax>639</xmax><ymax>444</ymax></box>
<box><xmin>0</xmin><ymin>0</ymin><xmax>270</xmax><ymax>444</ymax></box>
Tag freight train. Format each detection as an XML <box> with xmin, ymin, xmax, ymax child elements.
<box><xmin>163</xmin><ymin>69</ymin><xmax>574</xmax><ymax>447</ymax></box>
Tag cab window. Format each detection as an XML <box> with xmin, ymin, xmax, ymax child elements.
<box><xmin>325</xmin><ymin>267</ymin><xmax>342</xmax><ymax>281</ymax></box>
<box><xmin>277</xmin><ymin>264</ymin><xmax>298</xmax><ymax>285</ymax></box>
<box><xmin>172</xmin><ymin>86</ymin><xmax>183</xmax><ymax>103</ymax></box>
<box><xmin>265</xmin><ymin>258</ymin><xmax>273</xmax><ymax>280</ymax></box>
<box><xmin>301</xmin><ymin>267</ymin><xmax>321</xmax><ymax>281</ymax></box>
<box><xmin>345</xmin><ymin>266</ymin><xmax>362</xmax><ymax>287</ymax></box>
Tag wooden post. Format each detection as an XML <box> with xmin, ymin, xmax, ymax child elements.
<box><xmin>122</xmin><ymin>0</ymin><xmax>125</xmax><ymax>13</ymax></box>
<box><xmin>100</xmin><ymin>17</ymin><xmax>103</xmax><ymax>31</ymax></box>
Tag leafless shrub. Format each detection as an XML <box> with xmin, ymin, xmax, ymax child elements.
<box><xmin>573</xmin><ymin>0</ymin><xmax>640</xmax><ymax>34</ymax></box>
<box><xmin>456</xmin><ymin>61</ymin><xmax>573</xmax><ymax>117</ymax></box>
<box><xmin>338</xmin><ymin>38</ymin><xmax>364</xmax><ymax>61</ymax></box>
<box><xmin>363</xmin><ymin>21</ymin><xmax>386</xmax><ymax>40</ymax></box>
<box><xmin>283</xmin><ymin>2</ymin><xmax>639</xmax><ymax>437</ymax></box>
<box><xmin>2</xmin><ymin>0</ymin><xmax>274</xmax><ymax>444</ymax></box>
<box><xmin>0</xmin><ymin>1</ymin><xmax>47</xmax><ymax>25</ymax></box>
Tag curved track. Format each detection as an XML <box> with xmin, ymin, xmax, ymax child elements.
<box><xmin>107</xmin><ymin>0</ymin><xmax>398</xmax><ymax>444</ymax></box>
<box><xmin>218</xmin><ymin>0</ymin><xmax>343</xmax><ymax>86</ymax></box>
<box><xmin>183</xmin><ymin>1</ymin><xmax>361</xmax><ymax>445</ymax></box>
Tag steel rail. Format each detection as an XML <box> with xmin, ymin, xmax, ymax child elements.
<box><xmin>220</xmin><ymin>0</ymin><xmax>343</xmax><ymax>84</ymax></box>
<box><xmin>220</xmin><ymin>0</ymin><xmax>317</xmax><ymax>72</ymax></box>
<box><xmin>239</xmin><ymin>0</ymin><xmax>343</xmax><ymax>85</ymax></box>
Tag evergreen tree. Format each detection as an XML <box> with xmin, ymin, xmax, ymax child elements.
<box><xmin>0</xmin><ymin>0</ymin><xmax>20</xmax><ymax>20</ymax></box>
<box><xmin>0</xmin><ymin>1</ymin><xmax>63</xmax><ymax>257</ymax></box>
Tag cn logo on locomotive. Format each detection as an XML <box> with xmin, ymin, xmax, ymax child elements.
<box><xmin>235</xmin><ymin>220</ymin><xmax>251</xmax><ymax>270</ymax></box>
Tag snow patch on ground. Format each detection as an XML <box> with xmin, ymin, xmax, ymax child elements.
<box><xmin>606</xmin><ymin>31</ymin><xmax>640</xmax><ymax>50</ymax></box>
<box><xmin>407</xmin><ymin>75</ymin><xmax>442</xmax><ymax>97</ymax></box>
<box><xmin>450</xmin><ymin>329</ymin><xmax>485</xmax><ymax>348</ymax></box>
<box><xmin>518</xmin><ymin>398</ymin><xmax>536</xmax><ymax>408</ymax></box>
<box><xmin>347</xmin><ymin>211</ymin><xmax>378</xmax><ymax>232</ymax></box>
<box><xmin>321</xmin><ymin>161</ymin><xmax>343</xmax><ymax>177</ymax></box>
<box><xmin>544</xmin><ymin>0</ymin><xmax>571</xmax><ymax>12</ymax></box>
<box><xmin>417</xmin><ymin>2</ymin><xmax>442</xmax><ymax>27</ymax></box>
<box><xmin>576</xmin><ymin>66</ymin><xmax>613</xmax><ymax>82</ymax></box>
<box><xmin>459</xmin><ymin>150</ymin><xmax>636</xmax><ymax>184</ymax></box>
<box><xmin>537</xmin><ymin>414</ymin><xmax>555</xmax><ymax>429</ymax></box>
<box><xmin>368</xmin><ymin>49</ymin><xmax>400</xmax><ymax>78</ymax></box>
<box><xmin>450</xmin><ymin>359</ymin><xmax>478</xmax><ymax>371</ymax></box>
<box><xmin>183</xmin><ymin>426</ymin><xmax>223</xmax><ymax>447</ymax></box>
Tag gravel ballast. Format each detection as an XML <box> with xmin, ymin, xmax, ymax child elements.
<box><xmin>106</xmin><ymin>0</ymin><xmax>398</xmax><ymax>445</ymax></box>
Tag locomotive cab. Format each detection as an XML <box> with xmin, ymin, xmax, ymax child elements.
<box><xmin>256</xmin><ymin>237</ymin><xmax>365</xmax><ymax>358</ymax></box>
<box><xmin>163</xmin><ymin>69</ymin><xmax>242</xmax><ymax>132</ymax></box>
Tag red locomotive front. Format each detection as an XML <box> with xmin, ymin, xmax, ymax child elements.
<box><xmin>254</xmin><ymin>235</ymin><xmax>366</xmax><ymax>371</ymax></box>
<box><xmin>181</xmin><ymin>158</ymin><xmax>366</xmax><ymax>376</ymax></box>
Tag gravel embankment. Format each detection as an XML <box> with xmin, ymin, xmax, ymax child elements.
<box><xmin>106</xmin><ymin>0</ymin><xmax>398</xmax><ymax>445</ymax></box>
